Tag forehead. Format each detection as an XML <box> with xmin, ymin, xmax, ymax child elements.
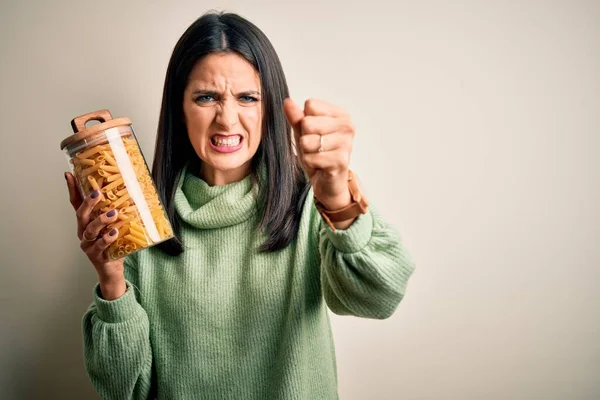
<box><xmin>187</xmin><ymin>53</ymin><xmax>260</xmax><ymax>89</ymax></box>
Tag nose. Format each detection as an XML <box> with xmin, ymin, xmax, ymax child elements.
<box><xmin>215</xmin><ymin>99</ymin><xmax>239</xmax><ymax>130</ymax></box>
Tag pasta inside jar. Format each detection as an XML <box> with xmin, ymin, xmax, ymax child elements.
<box><xmin>61</xmin><ymin>110</ymin><xmax>174</xmax><ymax>259</ymax></box>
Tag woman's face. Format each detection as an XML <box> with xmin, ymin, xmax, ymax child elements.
<box><xmin>183</xmin><ymin>52</ymin><xmax>262</xmax><ymax>186</ymax></box>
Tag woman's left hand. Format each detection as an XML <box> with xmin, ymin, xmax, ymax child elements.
<box><xmin>284</xmin><ymin>98</ymin><xmax>355</xmax><ymax>211</ymax></box>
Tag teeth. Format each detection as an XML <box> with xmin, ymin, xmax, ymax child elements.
<box><xmin>213</xmin><ymin>136</ymin><xmax>240</xmax><ymax>146</ymax></box>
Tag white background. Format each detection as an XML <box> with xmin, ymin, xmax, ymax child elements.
<box><xmin>1</xmin><ymin>0</ymin><xmax>598</xmax><ymax>398</ymax></box>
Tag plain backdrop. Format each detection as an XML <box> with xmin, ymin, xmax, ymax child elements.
<box><xmin>1</xmin><ymin>0</ymin><xmax>599</xmax><ymax>399</ymax></box>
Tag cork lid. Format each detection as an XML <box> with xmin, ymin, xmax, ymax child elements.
<box><xmin>60</xmin><ymin>109</ymin><xmax>132</xmax><ymax>151</ymax></box>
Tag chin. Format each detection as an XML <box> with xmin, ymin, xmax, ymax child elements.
<box><xmin>204</xmin><ymin>155</ymin><xmax>251</xmax><ymax>172</ymax></box>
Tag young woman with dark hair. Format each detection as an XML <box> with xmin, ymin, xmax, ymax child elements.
<box><xmin>65</xmin><ymin>11</ymin><xmax>415</xmax><ymax>400</ymax></box>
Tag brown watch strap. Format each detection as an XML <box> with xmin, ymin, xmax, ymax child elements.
<box><xmin>314</xmin><ymin>170</ymin><xmax>369</xmax><ymax>231</ymax></box>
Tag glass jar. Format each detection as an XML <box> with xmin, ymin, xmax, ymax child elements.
<box><xmin>60</xmin><ymin>109</ymin><xmax>173</xmax><ymax>259</ymax></box>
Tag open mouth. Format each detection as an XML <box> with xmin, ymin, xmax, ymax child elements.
<box><xmin>210</xmin><ymin>134</ymin><xmax>242</xmax><ymax>147</ymax></box>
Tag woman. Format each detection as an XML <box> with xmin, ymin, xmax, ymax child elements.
<box><xmin>65</xmin><ymin>11</ymin><xmax>415</xmax><ymax>400</ymax></box>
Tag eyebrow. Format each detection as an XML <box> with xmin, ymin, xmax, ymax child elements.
<box><xmin>191</xmin><ymin>89</ymin><xmax>261</xmax><ymax>96</ymax></box>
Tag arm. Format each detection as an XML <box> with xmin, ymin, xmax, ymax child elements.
<box><xmin>317</xmin><ymin>204</ymin><xmax>416</xmax><ymax>319</ymax></box>
<box><xmin>282</xmin><ymin>97</ymin><xmax>415</xmax><ymax>319</ymax></box>
<box><xmin>82</xmin><ymin>253</ymin><xmax>154</xmax><ymax>399</ymax></box>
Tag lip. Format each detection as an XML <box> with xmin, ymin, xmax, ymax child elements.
<box><xmin>211</xmin><ymin>132</ymin><xmax>242</xmax><ymax>138</ymax></box>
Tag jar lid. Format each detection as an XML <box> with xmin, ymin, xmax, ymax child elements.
<box><xmin>60</xmin><ymin>109</ymin><xmax>132</xmax><ymax>150</ymax></box>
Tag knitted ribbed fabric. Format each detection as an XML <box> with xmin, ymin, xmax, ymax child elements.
<box><xmin>82</xmin><ymin>167</ymin><xmax>415</xmax><ymax>399</ymax></box>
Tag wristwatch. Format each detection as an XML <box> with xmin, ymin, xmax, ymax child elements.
<box><xmin>314</xmin><ymin>170</ymin><xmax>369</xmax><ymax>231</ymax></box>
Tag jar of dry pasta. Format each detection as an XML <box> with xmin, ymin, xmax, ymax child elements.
<box><xmin>60</xmin><ymin>109</ymin><xmax>174</xmax><ymax>259</ymax></box>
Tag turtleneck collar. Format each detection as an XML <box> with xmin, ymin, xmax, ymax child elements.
<box><xmin>174</xmin><ymin>165</ymin><xmax>259</xmax><ymax>229</ymax></box>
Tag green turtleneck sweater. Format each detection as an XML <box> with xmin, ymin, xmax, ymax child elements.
<box><xmin>82</xmin><ymin>168</ymin><xmax>415</xmax><ymax>399</ymax></box>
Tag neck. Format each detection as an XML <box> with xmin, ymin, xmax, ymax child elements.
<box><xmin>199</xmin><ymin>161</ymin><xmax>252</xmax><ymax>186</ymax></box>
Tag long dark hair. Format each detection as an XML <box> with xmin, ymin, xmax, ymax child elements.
<box><xmin>152</xmin><ymin>11</ymin><xmax>310</xmax><ymax>255</ymax></box>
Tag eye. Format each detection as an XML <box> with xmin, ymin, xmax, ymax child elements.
<box><xmin>239</xmin><ymin>95</ymin><xmax>258</xmax><ymax>103</ymax></box>
<box><xmin>195</xmin><ymin>95</ymin><xmax>214</xmax><ymax>103</ymax></box>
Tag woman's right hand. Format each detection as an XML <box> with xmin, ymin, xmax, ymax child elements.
<box><xmin>65</xmin><ymin>172</ymin><xmax>127</xmax><ymax>300</ymax></box>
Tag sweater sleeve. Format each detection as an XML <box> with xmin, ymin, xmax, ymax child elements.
<box><xmin>82</xmin><ymin>253</ymin><xmax>153</xmax><ymax>399</ymax></box>
<box><xmin>317</xmin><ymin>203</ymin><xmax>416</xmax><ymax>319</ymax></box>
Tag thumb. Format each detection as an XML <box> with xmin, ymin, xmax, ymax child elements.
<box><xmin>65</xmin><ymin>172</ymin><xmax>83</xmax><ymax>211</ymax></box>
<box><xmin>283</xmin><ymin>98</ymin><xmax>304</xmax><ymax>155</ymax></box>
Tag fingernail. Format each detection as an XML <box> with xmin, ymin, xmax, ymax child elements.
<box><xmin>109</xmin><ymin>228</ymin><xmax>118</xmax><ymax>236</ymax></box>
<box><xmin>90</xmin><ymin>190</ymin><xmax>100</xmax><ymax>199</ymax></box>
<box><xmin>107</xmin><ymin>209</ymin><xmax>116</xmax><ymax>217</ymax></box>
